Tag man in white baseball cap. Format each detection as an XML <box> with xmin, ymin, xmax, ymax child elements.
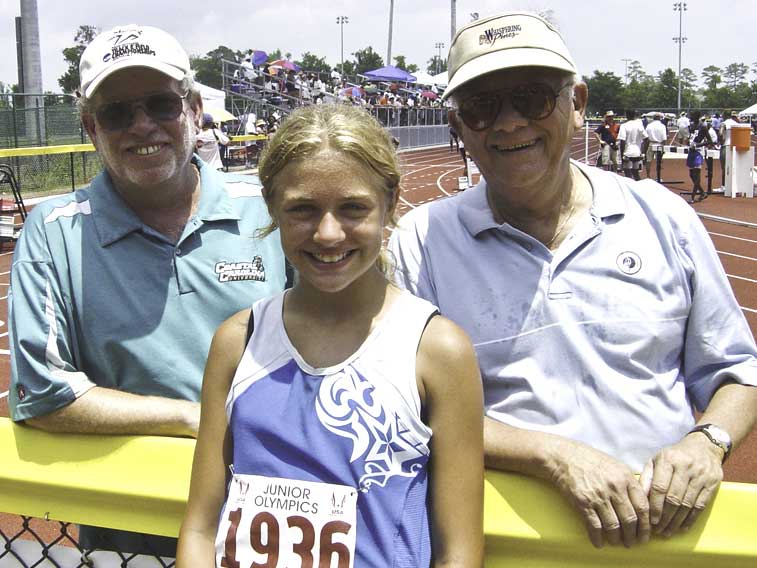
<box><xmin>389</xmin><ymin>10</ymin><xmax>757</xmax><ymax>550</ymax></box>
<box><xmin>78</xmin><ymin>24</ymin><xmax>191</xmax><ymax>98</ymax></box>
<box><xmin>9</xmin><ymin>24</ymin><xmax>287</xmax><ymax>557</ymax></box>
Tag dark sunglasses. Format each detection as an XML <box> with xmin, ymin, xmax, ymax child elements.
<box><xmin>457</xmin><ymin>83</ymin><xmax>573</xmax><ymax>131</ymax></box>
<box><xmin>94</xmin><ymin>91</ymin><xmax>189</xmax><ymax>131</ymax></box>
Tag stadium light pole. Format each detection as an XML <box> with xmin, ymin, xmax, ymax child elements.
<box><xmin>673</xmin><ymin>2</ymin><xmax>687</xmax><ymax>114</ymax></box>
<box><xmin>336</xmin><ymin>16</ymin><xmax>349</xmax><ymax>74</ymax></box>
<box><xmin>451</xmin><ymin>0</ymin><xmax>456</xmax><ymax>42</ymax></box>
<box><xmin>622</xmin><ymin>58</ymin><xmax>632</xmax><ymax>84</ymax></box>
<box><xmin>387</xmin><ymin>0</ymin><xmax>394</xmax><ymax>68</ymax></box>
<box><xmin>434</xmin><ymin>42</ymin><xmax>445</xmax><ymax>74</ymax></box>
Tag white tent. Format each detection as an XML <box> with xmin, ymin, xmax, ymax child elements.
<box><xmin>410</xmin><ymin>70</ymin><xmax>448</xmax><ymax>87</ymax></box>
<box><xmin>431</xmin><ymin>70</ymin><xmax>448</xmax><ymax>87</ymax></box>
<box><xmin>412</xmin><ymin>71</ymin><xmax>437</xmax><ymax>86</ymax></box>
<box><xmin>738</xmin><ymin>102</ymin><xmax>757</xmax><ymax>116</ymax></box>
<box><xmin>197</xmin><ymin>82</ymin><xmax>226</xmax><ymax>110</ymax></box>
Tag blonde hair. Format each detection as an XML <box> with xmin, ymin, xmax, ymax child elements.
<box><xmin>258</xmin><ymin>104</ymin><xmax>402</xmax><ymax>275</ymax></box>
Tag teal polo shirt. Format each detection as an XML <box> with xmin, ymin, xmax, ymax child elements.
<box><xmin>9</xmin><ymin>157</ymin><xmax>287</xmax><ymax>421</ymax></box>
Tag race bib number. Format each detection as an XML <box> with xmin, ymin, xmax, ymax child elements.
<box><xmin>216</xmin><ymin>474</ymin><xmax>358</xmax><ymax>568</ymax></box>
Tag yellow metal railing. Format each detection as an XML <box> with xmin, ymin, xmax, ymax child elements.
<box><xmin>2</xmin><ymin>417</ymin><xmax>756</xmax><ymax>567</ymax></box>
<box><xmin>0</xmin><ymin>136</ymin><xmax>266</xmax><ymax>159</ymax></box>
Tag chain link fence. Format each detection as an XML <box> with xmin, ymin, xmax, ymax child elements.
<box><xmin>0</xmin><ymin>516</ymin><xmax>176</xmax><ymax>567</ymax></box>
<box><xmin>0</xmin><ymin>151</ymin><xmax>102</xmax><ymax>197</ymax></box>
<box><xmin>0</xmin><ymin>94</ymin><xmax>101</xmax><ymax>197</ymax></box>
<box><xmin>0</xmin><ymin>94</ymin><xmax>86</xmax><ymax>149</ymax></box>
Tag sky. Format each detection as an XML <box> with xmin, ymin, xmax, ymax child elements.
<box><xmin>1</xmin><ymin>0</ymin><xmax>756</xmax><ymax>93</ymax></box>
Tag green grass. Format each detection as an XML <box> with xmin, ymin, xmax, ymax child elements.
<box><xmin>3</xmin><ymin>152</ymin><xmax>102</xmax><ymax>197</ymax></box>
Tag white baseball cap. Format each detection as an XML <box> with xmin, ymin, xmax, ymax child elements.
<box><xmin>443</xmin><ymin>12</ymin><xmax>577</xmax><ymax>101</ymax></box>
<box><xmin>79</xmin><ymin>24</ymin><xmax>191</xmax><ymax>98</ymax></box>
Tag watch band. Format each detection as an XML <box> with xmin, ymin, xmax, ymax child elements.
<box><xmin>688</xmin><ymin>424</ymin><xmax>732</xmax><ymax>462</ymax></box>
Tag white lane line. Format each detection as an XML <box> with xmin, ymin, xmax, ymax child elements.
<box><xmin>719</xmin><ymin>251</ymin><xmax>757</xmax><ymax>262</ymax></box>
<box><xmin>0</xmin><ymin>332</ymin><xmax>7</xmax><ymax>338</ymax></box>
<box><xmin>399</xmin><ymin>195</ymin><xmax>416</xmax><ymax>209</ymax></box>
<box><xmin>436</xmin><ymin>169</ymin><xmax>460</xmax><ymax>197</ymax></box>
<box><xmin>0</xmin><ymin>295</ymin><xmax>6</xmax><ymax>300</ymax></box>
<box><xmin>709</xmin><ymin>232</ymin><xmax>757</xmax><ymax>245</ymax></box>
<box><xmin>0</xmin><ymin>271</ymin><xmax>9</xmax><ymax>276</ymax></box>
<box><xmin>0</xmin><ymin>349</ymin><xmax>8</xmax><ymax>355</ymax></box>
<box><xmin>728</xmin><ymin>274</ymin><xmax>757</xmax><ymax>284</ymax></box>
<box><xmin>0</xmin><ymin>390</ymin><xmax>8</xmax><ymax>400</ymax></box>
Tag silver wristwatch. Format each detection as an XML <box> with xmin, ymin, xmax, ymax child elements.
<box><xmin>688</xmin><ymin>423</ymin><xmax>732</xmax><ymax>461</ymax></box>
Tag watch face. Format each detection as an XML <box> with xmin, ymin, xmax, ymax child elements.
<box><xmin>706</xmin><ymin>425</ymin><xmax>732</xmax><ymax>448</ymax></box>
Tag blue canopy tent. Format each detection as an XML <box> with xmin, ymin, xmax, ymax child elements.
<box><xmin>362</xmin><ymin>65</ymin><xmax>417</xmax><ymax>82</ymax></box>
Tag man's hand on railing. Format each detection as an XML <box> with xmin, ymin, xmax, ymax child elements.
<box><xmin>549</xmin><ymin>439</ymin><xmax>651</xmax><ymax>549</ymax></box>
<box><xmin>640</xmin><ymin>434</ymin><xmax>724</xmax><ymax>538</ymax></box>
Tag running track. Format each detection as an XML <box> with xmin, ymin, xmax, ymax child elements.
<box><xmin>0</xmin><ymin>137</ymin><xmax>755</xmax><ymax>482</ymax></box>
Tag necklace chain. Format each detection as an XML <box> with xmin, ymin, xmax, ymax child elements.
<box><xmin>545</xmin><ymin>194</ymin><xmax>577</xmax><ymax>248</ymax></box>
<box><xmin>486</xmin><ymin>165</ymin><xmax>583</xmax><ymax>248</ymax></box>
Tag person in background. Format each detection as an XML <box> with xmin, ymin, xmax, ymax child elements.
<box><xmin>718</xmin><ymin>110</ymin><xmax>741</xmax><ymax>191</ymax></box>
<box><xmin>244</xmin><ymin>112</ymin><xmax>258</xmax><ymax>167</ymax></box>
<box><xmin>240</xmin><ymin>55</ymin><xmax>256</xmax><ymax>84</ymax></box>
<box><xmin>450</xmin><ymin>123</ymin><xmax>460</xmax><ymax>152</ymax></box>
<box><xmin>255</xmin><ymin>117</ymin><xmax>267</xmax><ymax>135</ymax></box>
<box><xmin>686</xmin><ymin>111</ymin><xmax>715</xmax><ymax>203</ymax></box>
<box><xmin>8</xmin><ymin>24</ymin><xmax>287</xmax><ymax>558</ymax></box>
<box><xmin>594</xmin><ymin>110</ymin><xmax>619</xmax><ymax>172</ymax></box>
<box><xmin>330</xmin><ymin>67</ymin><xmax>342</xmax><ymax>87</ymax></box>
<box><xmin>195</xmin><ymin>113</ymin><xmax>229</xmax><ymax>171</ymax></box>
<box><xmin>219</xmin><ymin>121</ymin><xmax>230</xmax><ymax>171</ymax></box>
<box><xmin>675</xmin><ymin>111</ymin><xmax>691</xmax><ymax>146</ymax></box>
<box><xmin>618</xmin><ymin>108</ymin><xmax>648</xmax><ymax>181</ymax></box>
<box><xmin>313</xmin><ymin>73</ymin><xmax>325</xmax><ymax>95</ymax></box>
<box><xmin>644</xmin><ymin>112</ymin><xmax>667</xmax><ymax>180</ymax></box>
<box><xmin>389</xmin><ymin>11</ymin><xmax>757</xmax><ymax>550</ymax></box>
<box><xmin>177</xmin><ymin>104</ymin><xmax>484</xmax><ymax>568</ymax></box>
<box><xmin>711</xmin><ymin>112</ymin><xmax>722</xmax><ymax>133</ymax></box>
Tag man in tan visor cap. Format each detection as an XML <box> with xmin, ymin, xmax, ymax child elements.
<box><xmin>389</xmin><ymin>11</ymin><xmax>757</xmax><ymax>550</ymax></box>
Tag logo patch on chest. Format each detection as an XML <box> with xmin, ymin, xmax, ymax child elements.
<box><xmin>616</xmin><ymin>251</ymin><xmax>642</xmax><ymax>275</ymax></box>
<box><xmin>215</xmin><ymin>256</ymin><xmax>266</xmax><ymax>282</ymax></box>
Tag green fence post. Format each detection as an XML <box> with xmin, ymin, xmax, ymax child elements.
<box><xmin>70</xmin><ymin>152</ymin><xmax>75</xmax><ymax>192</ymax></box>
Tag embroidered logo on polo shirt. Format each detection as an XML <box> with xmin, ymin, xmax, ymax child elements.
<box><xmin>215</xmin><ymin>256</ymin><xmax>266</xmax><ymax>282</ymax></box>
<box><xmin>616</xmin><ymin>251</ymin><xmax>642</xmax><ymax>275</ymax></box>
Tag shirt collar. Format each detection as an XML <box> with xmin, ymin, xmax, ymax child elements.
<box><xmin>88</xmin><ymin>171</ymin><xmax>145</xmax><ymax>247</ymax></box>
<box><xmin>457</xmin><ymin>180</ymin><xmax>501</xmax><ymax>236</ymax></box>
<box><xmin>90</xmin><ymin>156</ymin><xmax>242</xmax><ymax>247</ymax></box>
<box><xmin>458</xmin><ymin>159</ymin><xmax>627</xmax><ymax>237</ymax></box>
<box><xmin>194</xmin><ymin>156</ymin><xmax>242</xmax><ymax>222</ymax></box>
<box><xmin>571</xmin><ymin>159</ymin><xmax>626</xmax><ymax>220</ymax></box>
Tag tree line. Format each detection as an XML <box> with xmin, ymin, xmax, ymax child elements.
<box><xmin>43</xmin><ymin>25</ymin><xmax>449</xmax><ymax>96</ymax></box>
<box><xmin>2</xmin><ymin>26</ymin><xmax>755</xmax><ymax>115</ymax></box>
<box><xmin>584</xmin><ymin>59</ymin><xmax>757</xmax><ymax>115</ymax></box>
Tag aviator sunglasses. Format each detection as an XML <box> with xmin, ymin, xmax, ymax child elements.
<box><xmin>94</xmin><ymin>91</ymin><xmax>189</xmax><ymax>131</ymax></box>
<box><xmin>457</xmin><ymin>82</ymin><xmax>573</xmax><ymax>131</ymax></box>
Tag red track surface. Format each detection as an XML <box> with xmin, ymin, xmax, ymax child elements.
<box><xmin>0</xmin><ymin>137</ymin><xmax>755</xmax><ymax>485</ymax></box>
